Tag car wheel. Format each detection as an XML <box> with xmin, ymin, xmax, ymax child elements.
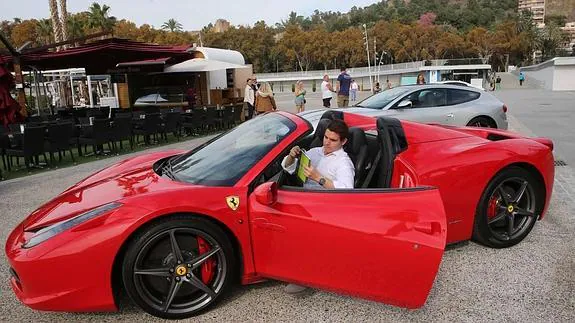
<box><xmin>473</xmin><ymin>166</ymin><xmax>543</xmax><ymax>248</ymax></box>
<box><xmin>467</xmin><ymin>116</ymin><xmax>496</xmax><ymax>128</ymax></box>
<box><xmin>122</xmin><ymin>216</ymin><xmax>235</xmax><ymax>319</ymax></box>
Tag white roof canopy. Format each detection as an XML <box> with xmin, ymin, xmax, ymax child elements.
<box><xmin>164</xmin><ymin>58</ymin><xmax>248</xmax><ymax>72</ymax></box>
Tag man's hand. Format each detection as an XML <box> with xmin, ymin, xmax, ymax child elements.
<box><xmin>303</xmin><ymin>164</ymin><xmax>321</xmax><ymax>182</ymax></box>
<box><xmin>289</xmin><ymin>146</ymin><xmax>301</xmax><ymax>158</ymax></box>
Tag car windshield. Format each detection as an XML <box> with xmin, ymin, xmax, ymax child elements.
<box><xmin>354</xmin><ymin>87</ymin><xmax>411</xmax><ymax>109</ymax></box>
<box><xmin>171</xmin><ymin>113</ymin><xmax>296</xmax><ymax>186</ymax></box>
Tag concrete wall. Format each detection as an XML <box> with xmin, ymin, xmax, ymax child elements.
<box><xmin>520</xmin><ymin>57</ymin><xmax>575</xmax><ymax>91</ymax></box>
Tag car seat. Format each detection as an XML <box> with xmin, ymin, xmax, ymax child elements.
<box><xmin>344</xmin><ymin>127</ymin><xmax>369</xmax><ymax>187</ymax></box>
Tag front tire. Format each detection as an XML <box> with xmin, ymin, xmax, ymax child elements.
<box><xmin>472</xmin><ymin>166</ymin><xmax>543</xmax><ymax>248</ymax></box>
<box><xmin>122</xmin><ymin>216</ymin><xmax>235</xmax><ymax>319</ymax></box>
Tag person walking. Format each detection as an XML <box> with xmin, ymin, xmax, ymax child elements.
<box><xmin>350</xmin><ymin>80</ymin><xmax>359</xmax><ymax>102</ymax></box>
<box><xmin>336</xmin><ymin>67</ymin><xmax>352</xmax><ymax>107</ymax></box>
<box><xmin>243</xmin><ymin>78</ymin><xmax>255</xmax><ymax>120</ymax></box>
<box><xmin>386</xmin><ymin>79</ymin><xmax>392</xmax><ymax>89</ymax></box>
<box><xmin>321</xmin><ymin>75</ymin><xmax>336</xmax><ymax>108</ymax></box>
<box><xmin>294</xmin><ymin>81</ymin><xmax>306</xmax><ymax>113</ymax></box>
<box><xmin>255</xmin><ymin>82</ymin><xmax>277</xmax><ymax>115</ymax></box>
<box><xmin>519</xmin><ymin>72</ymin><xmax>525</xmax><ymax>86</ymax></box>
<box><xmin>495</xmin><ymin>75</ymin><xmax>502</xmax><ymax>90</ymax></box>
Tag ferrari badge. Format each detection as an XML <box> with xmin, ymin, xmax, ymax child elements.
<box><xmin>226</xmin><ymin>196</ymin><xmax>240</xmax><ymax>211</ymax></box>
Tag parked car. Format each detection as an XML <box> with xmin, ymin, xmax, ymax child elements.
<box><xmin>437</xmin><ymin>80</ymin><xmax>485</xmax><ymax>90</ymax></box>
<box><xmin>300</xmin><ymin>84</ymin><xmax>508</xmax><ymax>129</ymax></box>
<box><xmin>6</xmin><ymin>111</ymin><xmax>553</xmax><ymax>319</ymax></box>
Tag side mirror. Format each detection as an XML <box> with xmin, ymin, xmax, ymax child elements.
<box><xmin>254</xmin><ymin>182</ymin><xmax>278</xmax><ymax>206</ymax></box>
<box><xmin>396</xmin><ymin>100</ymin><xmax>412</xmax><ymax>109</ymax></box>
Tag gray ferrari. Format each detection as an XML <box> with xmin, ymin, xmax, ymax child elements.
<box><xmin>300</xmin><ymin>84</ymin><xmax>508</xmax><ymax>129</ymax></box>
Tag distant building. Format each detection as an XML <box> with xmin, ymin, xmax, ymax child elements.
<box><xmin>518</xmin><ymin>0</ymin><xmax>546</xmax><ymax>27</ymax></box>
<box><xmin>213</xmin><ymin>19</ymin><xmax>231</xmax><ymax>33</ymax></box>
<box><xmin>561</xmin><ymin>22</ymin><xmax>575</xmax><ymax>54</ymax></box>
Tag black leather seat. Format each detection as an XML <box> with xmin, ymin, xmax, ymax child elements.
<box><xmin>344</xmin><ymin>127</ymin><xmax>369</xmax><ymax>187</ymax></box>
<box><xmin>310</xmin><ymin>118</ymin><xmax>331</xmax><ymax>148</ymax></box>
<box><xmin>375</xmin><ymin>117</ymin><xmax>408</xmax><ymax>188</ymax></box>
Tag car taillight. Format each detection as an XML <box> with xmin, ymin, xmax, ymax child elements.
<box><xmin>502</xmin><ymin>105</ymin><xmax>508</xmax><ymax>113</ymax></box>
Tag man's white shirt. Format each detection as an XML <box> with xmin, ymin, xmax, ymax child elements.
<box><xmin>281</xmin><ymin>147</ymin><xmax>355</xmax><ymax>189</ymax></box>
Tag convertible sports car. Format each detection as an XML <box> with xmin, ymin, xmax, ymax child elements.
<box><xmin>6</xmin><ymin>111</ymin><xmax>554</xmax><ymax>319</ymax></box>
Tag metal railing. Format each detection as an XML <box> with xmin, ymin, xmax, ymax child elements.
<box><xmin>256</xmin><ymin>61</ymin><xmax>425</xmax><ymax>79</ymax></box>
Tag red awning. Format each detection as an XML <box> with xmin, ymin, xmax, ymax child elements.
<box><xmin>0</xmin><ymin>38</ymin><xmax>192</xmax><ymax>74</ymax></box>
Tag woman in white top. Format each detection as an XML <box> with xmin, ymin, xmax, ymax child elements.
<box><xmin>243</xmin><ymin>78</ymin><xmax>255</xmax><ymax>120</ymax></box>
<box><xmin>321</xmin><ymin>74</ymin><xmax>336</xmax><ymax>108</ymax></box>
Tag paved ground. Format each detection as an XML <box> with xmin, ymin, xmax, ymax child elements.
<box><xmin>1</xmin><ymin>89</ymin><xmax>574</xmax><ymax>322</ymax></box>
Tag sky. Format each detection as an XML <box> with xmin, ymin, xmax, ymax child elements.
<box><xmin>1</xmin><ymin>0</ymin><xmax>379</xmax><ymax>30</ymax></box>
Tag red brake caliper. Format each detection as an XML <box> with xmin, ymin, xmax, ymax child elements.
<box><xmin>487</xmin><ymin>196</ymin><xmax>498</xmax><ymax>219</ymax></box>
<box><xmin>197</xmin><ymin>237</ymin><xmax>215</xmax><ymax>284</ymax></box>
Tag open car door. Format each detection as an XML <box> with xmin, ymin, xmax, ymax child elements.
<box><xmin>248</xmin><ymin>183</ymin><xmax>447</xmax><ymax>308</ymax></box>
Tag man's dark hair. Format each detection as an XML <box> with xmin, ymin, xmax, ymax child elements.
<box><xmin>340</xmin><ymin>67</ymin><xmax>347</xmax><ymax>72</ymax></box>
<box><xmin>326</xmin><ymin>119</ymin><xmax>349</xmax><ymax>141</ymax></box>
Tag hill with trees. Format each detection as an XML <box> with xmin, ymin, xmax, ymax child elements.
<box><xmin>1</xmin><ymin>0</ymin><xmax>572</xmax><ymax>73</ymax></box>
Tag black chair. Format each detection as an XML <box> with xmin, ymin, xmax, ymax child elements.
<box><xmin>78</xmin><ymin>119</ymin><xmax>113</xmax><ymax>155</ymax></box>
<box><xmin>344</xmin><ymin>127</ymin><xmax>369</xmax><ymax>187</ymax></box>
<box><xmin>5</xmin><ymin>126</ymin><xmax>49</xmax><ymax>171</ymax></box>
<box><xmin>109</xmin><ymin>116</ymin><xmax>133</xmax><ymax>151</ymax></box>
<box><xmin>0</xmin><ymin>126</ymin><xmax>10</xmax><ymax>170</ymax></box>
<box><xmin>310</xmin><ymin>119</ymin><xmax>331</xmax><ymax>148</ymax></box>
<box><xmin>46</xmin><ymin>122</ymin><xmax>76</xmax><ymax>164</ymax></box>
<box><xmin>134</xmin><ymin>113</ymin><xmax>163</xmax><ymax>145</ymax></box>
<box><xmin>220</xmin><ymin>106</ymin><xmax>234</xmax><ymax>129</ymax></box>
<box><xmin>204</xmin><ymin>107</ymin><xmax>219</xmax><ymax>131</ymax></box>
<box><xmin>232</xmin><ymin>104</ymin><xmax>243</xmax><ymax>125</ymax></box>
<box><xmin>182</xmin><ymin>108</ymin><xmax>206</xmax><ymax>136</ymax></box>
<box><xmin>162</xmin><ymin>112</ymin><xmax>182</xmax><ymax>141</ymax></box>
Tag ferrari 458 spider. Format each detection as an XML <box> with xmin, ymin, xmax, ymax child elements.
<box><xmin>6</xmin><ymin>111</ymin><xmax>554</xmax><ymax>319</ymax></box>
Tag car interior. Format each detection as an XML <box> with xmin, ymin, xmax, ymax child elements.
<box><xmin>251</xmin><ymin>111</ymin><xmax>408</xmax><ymax>191</ymax></box>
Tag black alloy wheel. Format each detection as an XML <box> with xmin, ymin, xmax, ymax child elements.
<box><xmin>467</xmin><ymin>116</ymin><xmax>497</xmax><ymax>128</ymax></box>
<box><xmin>122</xmin><ymin>217</ymin><xmax>235</xmax><ymax>319</ymax></box>
<box><xmin>473</xmin><ymin>166</ymin><xmax>543</xmax><ymax>248</ymax></box>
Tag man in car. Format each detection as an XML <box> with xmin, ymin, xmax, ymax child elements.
<box><xmin>281</xmin><ymin>119</ymin><xmax>355</xmax><ymax>190</ymax></box>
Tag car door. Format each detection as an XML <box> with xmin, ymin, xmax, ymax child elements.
<box><xmin>388</xmin><ymin>88</ymin><xmax>449</xmax><ymax>124</ymax></box>
<box><xmin>444</xmin><ymin>89</ymin><xmax>482</xmax><ymax>126</ymax></box>
<box><xmin>248</xmin><ymin>183</ymin><xmax>447</xmax><ymax>309</ymax></box>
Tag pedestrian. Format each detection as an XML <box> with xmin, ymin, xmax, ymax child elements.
<box><xmin>244</xmin><ymin>78</ymin><xmax>255</xmax><ymax>120</ymax></box>
<box><xmin>416</xmin><ymin>73</ymin><xmax>426</xmax><ymax>85</ymax></box>
<box><xmin>496</xmin><ymin>75</ymin><xmax>502</xmax><ymax>90</ymax></box>
<box><xmin>336</xmin><ymin>67</ymin><xmax>352</xmax><ymax>107</ymax></box>
<box><xmin>519</xmin><ymin>72</ymin><xmax>525</xmax><ymax>86</ymax></box>
<box><xmin>294</xmin><ymin>81</ymin><xmax>306</xmax><ymax>113</ymax></box>
<box><xmin>321</xmin><ymin>74</ymin><xmax>336</xmax><ymax>108</ymax></box>
<box><xmin>255</xmin><ymin>82</ymin><xmax>277</xmax><ymax>115</ymax></box>
<box><xmin>350</xmin><ymin>80</ymin><xmax>359</xmax><ymax>102</ymax></box>
<box><xmin>373</xmin><ymin>82</ymin><xmax>382</xmax><ymax>94</ymax></box>
<box><xmin>386</xmin><ymin>79</ymin><xmax>392</xmax><ymax>89</ymax></box>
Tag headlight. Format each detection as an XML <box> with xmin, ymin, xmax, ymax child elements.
<box><xmin>23</xmin><ymin>202</ymin><xmax>122</xmax><ymax>248</ymax></box>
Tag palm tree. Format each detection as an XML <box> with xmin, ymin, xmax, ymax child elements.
<box><xmin>59</xmin><ymin>0</ymin><xmax>68</xmax><ymax>42</ymax></box>
<box><xmin>67</xmin><ymin>14</ymin><xmax>86</xmax><ymax>45</ymax></box>
<box><xmin>48</xmin><ymin>0</ymin><xmax>63</xmax><ymax>43</ymax></box>
<box><xmin>87</xmin><ymin>2</ymin><xmax>117</xmax><ymax>32</ymax></box>
<box><xmin>161</xmin><ymin>18</ymin><xmax>183</xmax><ymax>32</ymax></box>
<box><xmin>36</xmin><ymin>19</ymin><xmax>53</xmax><ymax>45</ymax></box>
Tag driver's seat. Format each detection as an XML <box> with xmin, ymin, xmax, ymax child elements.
<box><xmin>310</xmin><ymin>118</ymin><xmax>331</xmax><ymax>148</ymax></box>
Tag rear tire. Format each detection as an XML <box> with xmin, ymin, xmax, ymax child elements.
<box><xmin>472</xmin><ymin>166</ymin><xmax>543</xmax><ymax>248</ymax></box>
<box><xmin>467</xmin><ymin>116</ymin><xmax>497</xmax><ymax>128</ymax></box>
<box><xmin>122</xmin><ymin>216</ymin><xmax>235</xmax><ymax>319</ymax></box>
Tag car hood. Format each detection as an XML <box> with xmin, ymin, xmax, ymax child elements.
<box><xmin>22</xmin><ymin>150</ymin><xmax>185</xmax><ymax>231</ymax></box>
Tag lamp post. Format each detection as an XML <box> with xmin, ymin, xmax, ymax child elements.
<box><xmin>362</xmin><ymin>24</ymin><xmax>373</xmax><ymax>92</ymax></box>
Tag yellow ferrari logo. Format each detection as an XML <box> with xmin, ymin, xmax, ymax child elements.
<box><xmin>507</xmin><ymin>205</ymin><xmax>514</xmax><ymax>213</ymax></box>
<box><xmin>176</xmin><ymin>265</ymin><xmax>187</xmax><ymax>276</ymax></box>
<box><xmin>226</xmin><ymin>196</ymin><xmax>240</xmax><ymax>211</ymax></box>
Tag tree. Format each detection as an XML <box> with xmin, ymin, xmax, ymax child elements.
<box><xmin>418</xmin><ymin>12</ymin><xmax>437</xmax><ymax>27</ymax></box>
<box><xmin>59</xmin><ymin>0</ymin><xmax>69</xmax><ymax>42</ymax></box>
<box><xmin>466</xmin><ymin>27</ymin><xmax>495</xmax><ymax>62</ymax></box>
<box><xmin>161</xmin><ymin>18</ymin><xmax>183</xmax><ymax>32</ymax></box>
<box><xmin>87</xmin><ymin>2</ymin><xmax>116</xmax><ymax>32</ymax></box>
<box><xmin>67</xmin><ymin>13</ymin><xmax>88</xmax><ymax>42</ymax></box>
<box><xmin>11</xmin><ymin>20</ymin><xmax>40</xmax><ymax>47</ymax></box>
<box><xmin>36</xmin><ymin>19</ymin><xmax>53</xmax><ymax>45</ymax></box>
<box><xmin>537</xmin><ymin>23</ymin><xmax>569</xmax><ymax>61</ymax></box>
<box><xmin>48</xmin><ymin>0</ymin><xmax>63</xmax><ymax>43</ymax></box>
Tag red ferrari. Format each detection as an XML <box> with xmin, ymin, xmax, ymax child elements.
<box><xmin>5</xmin><ymin>111</ymin><xmax>554</xmax><ymax>319</ymax></box>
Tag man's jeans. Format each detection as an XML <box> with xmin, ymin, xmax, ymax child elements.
<box><xmin>350</xmin><ymin>90</ymin><xmax>357</xmax><ymax>101</ymax></box>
